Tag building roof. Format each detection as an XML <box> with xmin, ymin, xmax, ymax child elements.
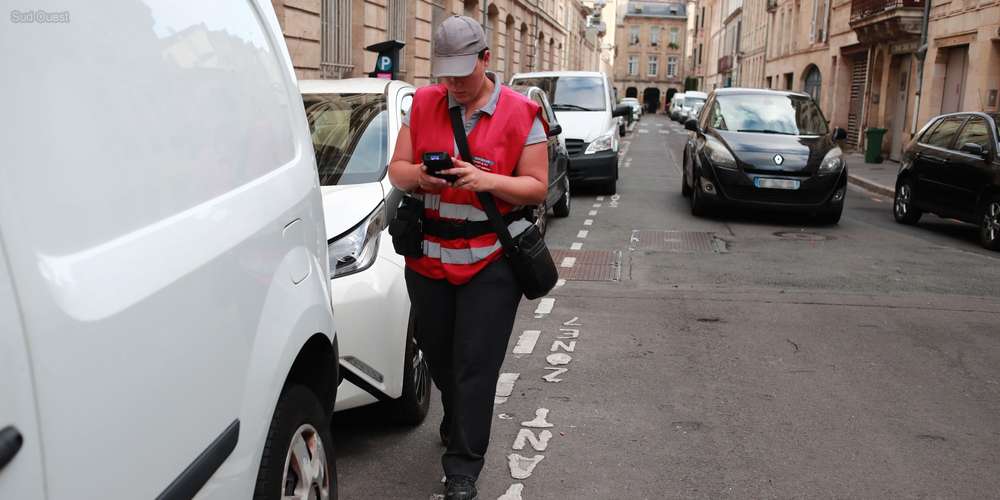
<box><xmin>624</xmin><ymin>1</ymin><xmax>687</xmax><ymax>18</ymax></box>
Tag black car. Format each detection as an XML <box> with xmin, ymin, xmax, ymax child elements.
<box><xmin>682</xmin><ymin>88</ymin><xmax>849</xmax><ymax>224</ymax></box>
<box><xmin>512</xmin><ymin>85</ymin><xmax>572</xmax><ymax>231</ymax></box>
<box><xmin>893</xmin><ymin>112</ymin><xmax>1000</xmax><ymax>250</ymax></box>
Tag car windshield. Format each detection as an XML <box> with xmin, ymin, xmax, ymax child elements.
<box><xmin>991</xmin><ymin>113</ymin><xmax>1000</xmax><ymax>141</ymax></box>
<box><xmin>684</xmin><ymin>96</ymin><xmax>705</xmax><ymax>108</ymax></box>
<box><xmin>512</xmin><ymin>76</ymin><xmax>606</xmax><ymax>111</ymax></box>
<box><xmin>303</xmin><ymin>93</ymin><xmax>388</xmax><ymax>186</ymax></box>
<box><xmin>710</xmin><ymin>94</ymin><xmax>829</xmax><ymax>135</ymax></box>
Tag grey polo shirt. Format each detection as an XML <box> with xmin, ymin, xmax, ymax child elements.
<box><xmin>402</xmin><ymin>71</ymin><xmax>547</xmax><ymax>151</ymax></box>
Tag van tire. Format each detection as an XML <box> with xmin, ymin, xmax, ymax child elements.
<box><xmin>381</xmin><ymin>315</ymin><xmax>431</xmax><ymax>425</ymax></box>
<box><xmin>254</xmin><ymin>385</ymin><xmax>336</xmax><ymax>500</ymax></box>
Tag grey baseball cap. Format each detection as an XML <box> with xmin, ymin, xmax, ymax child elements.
<box><xmin>432</xmin><ymin>15</ymin><xmax>487</xmax><ymax>77</ymax></box>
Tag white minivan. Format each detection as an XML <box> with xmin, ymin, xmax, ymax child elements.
<box><xmin>510</xmin><ymin>71</ymin><xmax>631</xmax><ymax>194</ymax></box>
<box><xmin>1</xmin><ymin>2</ymin><xmax>339</xmax><ymax>499</ymax></box>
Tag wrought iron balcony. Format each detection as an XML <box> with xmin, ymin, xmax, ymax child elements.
<box><xmin>850</xmin><ymin>0</ymin><xmax>924</xmax><ymax>44</ymax></box>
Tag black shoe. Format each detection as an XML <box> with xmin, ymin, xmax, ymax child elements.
<box><xmin>444</xmin><ymin>476</ymin><xmax>478</xmax><ymax>500</ymax></box>
<box><xmin>439</xmin><ymin>417</ymin><xmax>450</xmax><ymax>447</ymax></box>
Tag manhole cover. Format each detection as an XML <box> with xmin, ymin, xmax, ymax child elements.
<box><xmin>629</xmin><ymin>230</ymin><xmax>727</xmax><ymax>253</ymax></box>
<box><xmin>773</xmin><ymin>231</ymin><xmax>830</xmax><ymax>241</ymax></box>
<box><xmin>549</xmin><ymin>249</ymin><xmax>621</xmax><ymax>281</ymax></box>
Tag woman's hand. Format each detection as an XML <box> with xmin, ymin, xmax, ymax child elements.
<box><xmin>441</xmin><ymin>157</ymin><xmax>498</xmax><ymax>193</ymax></box>
<box><xmin>416</xmin><ymin>164</ymin><xmax>449</xmax><ymax>193</ymax></box>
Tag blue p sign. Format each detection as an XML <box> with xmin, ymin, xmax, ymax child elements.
<box><xmin>378</xmin><ymin>55</ymin><xmax>393</xmax><ymax>72</ymax></box>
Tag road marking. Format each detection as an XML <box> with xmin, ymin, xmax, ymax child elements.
<box><xmin>513</xmin><ymin>330</ymin><xmax>541</xmax><ymax>355</ymax></box>
<box><xmin>596</xmin><ymin>196</ymin><xmax>604</xmax><ymax>201</ymax></box>
<box><xmin>522</xmin><ymin>408</ymin><xmax>555</xmax><ymax>428</ymax></box>
<box><xmin>534</xmin><ymin>298</ymin><xmax>555</xmax><ymax>317</ymax></box>
<box><xmin>494</xmin><ymin>373</ymin><xmax>519</xmax><ymax>404</ymax></box>
<box><xmin>659</xmin><ymin>129</ymin><xmax>670</xmax><ymax>134</ymax></box>
<box><xmin>513</xmin><ymin>429</ymin><xmax>553</xmax><ymax>451</ymax></box>
<box><xmin>563</xmin><ymin>317</ymin><xmax>582</xmax><ymax>326</ymax></box>
<box><xmin>588</xmin><ymin>209</ymin><xmax>598</xmax><ymax>216</ymax></box>
<box><xmin>558</xmin><ymin>328</ymin><xmax>579</xmax><ymax>338</ymax></box>
<box><xmin>551</xmin><ymin>340</ymin><xmax>576</xmax><ymax>352</ymax></box>
<box><xmin>508</xmin><ymin>454</ymin><xmax>545</xmax><ymax>479</ymax></box>
<box><xmin>498</xmin><ymin>484</ymin><xmax>524</xmax><ymax>500</ymax></box>
<box><xmin>583</xmin><ymin>219</ymin><xmax>593</xmax><ymax>226</ymax></box>
<box><xmin>639</xmin><ymin>129</ymin><xmax>649</xmax><ymax>134</ymax></box>
<box><xmin>554</xmin><ymin>278</ymin><xmax>566</xmax><ymax>288</ymax></box>
<box><xmin>570</xmin><ymin>242</ymin><xmax>583</xmax><ymax>250</ymax></box>
<box><xmin>542</xmin><ymin>367</ymin><xmax>567</xmax><ymax>382</ymax></box>
<box><xmin>577</xmin><ymin>230</ymin><xmax>589</xmax><ymax>238</ymax></box>
<box><xmin>546</xmin><ymin>353</ymin><xmax>572</xmax><ymax>365</ymax></box>
<box><xmin>560</xmin><ymin>256</ymin><xmax>576</xmax><ymax>268</ymax></box>
<box><xmin>593</xmin><ymin>203</ymin><xmax>602</xmax><ymax>207</ymax></box>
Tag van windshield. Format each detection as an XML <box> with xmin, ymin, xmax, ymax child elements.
<box><xmin>511</xmin><ymin>76</ymin><xmax>606</xmax><ymax>111</ymax></box>
<box><xmin>303</xmin><ymin>93</ymin><xmax>388</xmax><ymax>185</ymax></box>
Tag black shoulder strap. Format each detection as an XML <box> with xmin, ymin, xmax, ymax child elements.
<box><xmin>448</xmin><ymin>106</ymin><xmax>517</xmax><ymax>253</ymax></box>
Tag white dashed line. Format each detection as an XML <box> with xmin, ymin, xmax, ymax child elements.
<box><xmin>560</xmin><ymin>257</ymin><xmax>576</xmax><ymax>268</ymax></box>
<box><xmin>513</xmin><ymin>330</ymin><xmax>541</xmax><ymax>355</ymax></box>
<box><xmin>534</xmin><ymin>298</ymin><xmax>555</xmax><ymax>317</ymax></box>
<box><xmin>554</xmin><ymin>278</ymin><xmax>566</xmax><ymax>288</ymax></box>
<box><xmin>494</xmin><ymin>373</ymin><xmax>519</xmax><ymax>404</ymax></box>
<box><xmin>588</xmin><ymin>210</ymin><xmax>598</xmax><ymax>216</ymax></box>
<box><xmin>583</xmin><ymin>219</ymin><xmax>593</xmax><ymax>226</ymax></box>
<box><xmin>498</xmin><ymin>484</ymin><xmax>524</xmax><ymax>500</ymax></box>
<box><xmin>577</xmin><ymin>230</ymin><xmax>589</xmax><ymax>238</ymax></box>
<box><xmin>593</xmin><ymin>203</ymin><xmax>602</xmax><ymax>208</ymax></box>
<box><xmin>570</xmin><ymin>242</ymin><xmax>583</xmax><ymax>250</ymax></box>
<box><xmin>596</xmin><ymin>196</ymin><xmax>604</xmax><ymax>201</ymax></box>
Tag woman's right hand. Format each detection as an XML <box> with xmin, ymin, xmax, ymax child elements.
<box><xmin>416</xmin><ymin>164</ymin><xmax>449</xmax><ymax>193</ymax></box>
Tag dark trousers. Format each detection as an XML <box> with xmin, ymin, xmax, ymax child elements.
<box><xmin>404</xmin><ymin>258</ymin><xmax>522</xmax><ymax>480</ymax></box>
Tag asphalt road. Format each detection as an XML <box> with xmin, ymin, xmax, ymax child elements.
<box><xmin>334</xmin><ymin>113</ymin><xmax>1000</xmax><ymax>499</ymax></box>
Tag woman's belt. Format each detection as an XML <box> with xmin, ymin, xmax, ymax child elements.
<box><xmin>422</xmin><ymin>208</ymin><xmax>533</xmax><ymax>240</ymax></box>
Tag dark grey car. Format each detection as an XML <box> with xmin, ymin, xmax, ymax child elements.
<box><xmin>512</xmin><ymin>85</ymin><xmax>572</xmax><ymax>232</ymax></box>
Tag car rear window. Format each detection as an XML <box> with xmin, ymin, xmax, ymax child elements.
<box><xmin>923</xmin><ymin>117</ymin><xmax>965</xmax><ymax>149</ymax></box>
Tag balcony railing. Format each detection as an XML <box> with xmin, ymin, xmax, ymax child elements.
<box><xmin>850</xmin><ymin>0</ymin><xmax>922</xmax><ymax>23</ymax></box>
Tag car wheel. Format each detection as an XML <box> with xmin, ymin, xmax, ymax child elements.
<box><xmin>681</xmin><ymin>153</ymin><xmax>692</xmax><ymax>198</ymax></box>
<box><xmin>893</xmin><ymin>178</ymin><xmax>922</xmax><ymax>225</ymax></box>
<box><xmin>979</xmin><ymin>195</ymin><xmax>1000</xmax><ymax>251</ymax></box>
<box><xmin>553</xmin><ymin>177</ymin><xmax>571</xmax><ymax>218</ymax></box>
<box><xmin>690</xmin><ymin>175</ymin><xmax>708</xmax><ymax>217</ymax></box>
<box><xmin>254</xmin><ymin>385</ymin><xmax>336</xmax><ymax>500</ymax></box>
<box><xmin>381</xmin><ymin>314</ymin><xmax>431</xmax><ymax>425</ymax></box>
<box><xmin>815</xmin><ymin>207</ymin><xmax>842</xmax><ymax>225</ymax></box>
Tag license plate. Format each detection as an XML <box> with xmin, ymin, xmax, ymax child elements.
<box><xmin>754</xmin><ymin>177</ymin><xmax>800</xmax><ymax>190</ymax></box>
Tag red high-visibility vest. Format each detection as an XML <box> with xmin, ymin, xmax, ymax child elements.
<box><xmin>406</xmin><ymin>83</ymin><xmax>541</xmax><ymax>285</ymax></box>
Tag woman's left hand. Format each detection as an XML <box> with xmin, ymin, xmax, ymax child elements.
<box><xmin>441</xmin><ymin>157</ymin><xmax>498</xmax><ymax>192</ymax></box>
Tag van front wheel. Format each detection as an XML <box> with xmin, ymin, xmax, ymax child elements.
<box><xmin>254</xmin><ymin>385</ymin><xmax>336</xmax><ymax>500</ymax></box>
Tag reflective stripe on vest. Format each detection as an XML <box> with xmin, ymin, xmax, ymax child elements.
<box><xmin>421</xmin><ymin>219</ymin><xmax>533</xmax><ymax>265</ymax></box>
<box><xmin>412</xmin><ymin>193</ymin><xmax>493</xmax><ymax>222</ymax></box>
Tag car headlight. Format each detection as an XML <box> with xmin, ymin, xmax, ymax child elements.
<box><xmin>705</xmin><ymin>138</ymin><xmax>737</xmax><ymax>169</ymax></box>
<box><xmin>329</xmin><ymin>201</ymin><xmax>386</xmax><ymax>279</ymax></box>
<box><xmin>818</xmin><ymin>147</ymin><xmax>844</xmax><ymax>174</ymax></box>
<box><xmin>585</xmin><ymin>132</ymin><xmax>615</xmax><ymax>155</ymax></box>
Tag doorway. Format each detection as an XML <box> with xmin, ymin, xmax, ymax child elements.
<box><xmin>941</xmin><ymin>45</ymin><xmax>969</xmax><ymax>114</ymax></box>
<box><xmin>625</xmin><ymin>87</ymin><xmax>638</xmax><ymax>98</ymax></box>
<box><xmin>643</xmin><ymin>87</ymin><xmax>661</xmax><ymax>113</ymax></box>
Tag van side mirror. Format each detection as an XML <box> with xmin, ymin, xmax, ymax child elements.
<box><xmin>960</xmin><ymin>142</ymin><xmax>987</xmax><ymax>158</ymax></box>
<box><xmin>684</xmin><ymin>118</ymin><xmax>700</xmax><ymax>133</ymax></box>
<box><xmin>547</xmin><ymin>123</ymin><xmax>563</xmax><ymax>137</ymax></box>
<box><xmin>612</xmin><ymin>105</ymin><xmax>630</xmax><ymax>118</ymax></box>
<box><xmin>832</xmin><ymin>127</ymin><xmax>847</xmax><ymax>141</ymax></box>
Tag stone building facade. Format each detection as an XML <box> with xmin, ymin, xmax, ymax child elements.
<box><xmin>614</xmin><ymin>0</ymin><xmax>689</xmax><ymax>112</ymax></box>
<box><xmin>270</xmin><ymin>0</ymin><xmax>605</xmax><ymax>87</ymax></box>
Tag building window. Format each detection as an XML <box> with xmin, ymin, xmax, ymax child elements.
<box><xmin>669</xmin><ymin>27</ymin><xmax>680</xmax><ymax>47</ymax></box>
<box><xmin>629</xmin><ymin>26</ymin><xmax>640</xmax><ymax>45</ymax></box>
<box><xmin>650</xmin><ymin>26</ymin><xmax>661</xmax><ymax>46</ymax></box>
<box><xmin>648</xmin><ymin>55</ymin><xmax>659</xmax><ymax>77</ymax></box>
<box><xmin>667</xmin><ymin>56</ymin><xmax>678</xmax><ymax>77</ymax></box>
<box><xmin>321</xmin><ymin>0</ymin><xmax>353</xmax><ymax>78</ymax></box>
<box><xmin>628</xmin><ymin>55</ymin><xmax>638</xmax><ymax>75</ymax></box>
<box><xmin>803</xmin><ymin>65</ymin><xmax>822</xmax><ymax>100</ymax></box>
<box><xmin>698</xmin><ymin>43</ymin><xmax>703</xmax><ymax>64</ymax></box>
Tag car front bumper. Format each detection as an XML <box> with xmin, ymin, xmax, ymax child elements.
<box><xmin>698</xmin><ymin>163</ymin><xmax>847</xmax><ymax>211</ymax></box>
<box><xmin>568</xmin><ymin>149</ymin><xmax>619</xmax><ymax>184</ymax></box>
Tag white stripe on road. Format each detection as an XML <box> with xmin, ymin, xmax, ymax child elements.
<box><xmin>596</xmin><ymin>196</ymin><xmax>604</xmax><ymax>201</ymax></box>
<box><xmin>588</xmin><ymin>210</ymin><xmax>598</xmax><ymax>216</ymax></box>
<box><xmin>570</xmin><ymin>242</ymin><xmax>583</xmax><ymax>250</ymax></box>
<box><xmin>593</xmin><ymin>203</ymin><xmax>602</xmax><ymax>208</ymax></box>
<box><xmin>583</xmin><ymin>219</ymin><xmax>593</xmax><ymax>226</ymax></box>
<box><xmin>534</xmin><ymin>298</ymin><xmax>555</xmax><ymax>317</ymax></box>
<box><xmin>498</xmin><ymin>484</ymin><xmax>524</xmax><ymax>500</ymax></box>
<box><xmin>494</xmin><ymin>373</ymin><xmax>519</xmax><ymax>404</ymax></box>
<box><xmin>560</xmin><ymin>257</ymin><xmax>576</xmax><ymax>268</ymax></box>
<box><xmin>554</xmin><ymin>278</ymin><xmax>566</xmax><ymax>288</ymax></box>
<box><xmin>577</xmin><ymin>230</ymin><xmax>589</xmax><ymax>238</ymax></box>
<box><xmin>513</xmin><ymin>330</ymin><xmax>541</xmax><ymax>355</ymax></box>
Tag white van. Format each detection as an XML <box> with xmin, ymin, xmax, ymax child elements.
<box><xmin>1</xmin><ymin>2</ymin><xmax>338</xmax><ymax>499</ymax></box>
<box><xmin>510</xmin><ymin>71</ymin><xmax>631</xmax><ymax>194</ymax></box>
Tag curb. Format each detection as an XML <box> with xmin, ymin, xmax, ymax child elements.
<box><xmin>848</xmin><ymin>173</ymin><xmax>894</xmax><ymax>198</ymax></box>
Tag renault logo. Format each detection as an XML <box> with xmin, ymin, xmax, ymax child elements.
<box><xmin>773</xmin><ymin>154</ymin><xmax>784</xmax><ymax>165</ymax></box>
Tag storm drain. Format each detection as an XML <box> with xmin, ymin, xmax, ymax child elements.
<box><xmin>629</xmin><ymin>230</ymin><xmax>727</xmax><ymax>253</ymax></box>
<box><xmin>550</xmin><ymin>249</ymin><xmax>622</xmax><ymax>281</ymax></box>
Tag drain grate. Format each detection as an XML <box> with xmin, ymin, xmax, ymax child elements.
<box><xmin>550</xmin><ymin>249</ymin><xmax>621</xmax><ymax>281</ymax></box>
<box><xmin>629</xmin><ymin>230</ymin><xmax>727</xmax><ymax>253</ymax></box>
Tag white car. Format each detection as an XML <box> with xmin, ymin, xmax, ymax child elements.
<box><xmin>621</xmin><ymin>97</ymin><xmax>642</xmax><ymax>120</ymax></box>
<box><xmin>681</xmin><ymin>91</ymin><xmax>708</xmax><ymax>123</ymax></box>
<box><xmin>300</xmin><ymin>79</ymin><xmax>431</xmax><ymax>422</ymax></box>
<box><xmin>3</xmin><ymin>2</ymin><xmax>338</xmax><ymax>499</ymax></box>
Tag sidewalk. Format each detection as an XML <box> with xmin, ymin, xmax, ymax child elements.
<box><xmin>845</xmin><ymin>152</ymin><xmax>897</xmax><ymax>198</ymax></box>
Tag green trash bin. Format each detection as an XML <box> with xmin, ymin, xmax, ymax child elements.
<box><xmin>865</xmin><ymin>128</ymin><xmax>887</xmax><ymax>164</ymax></box>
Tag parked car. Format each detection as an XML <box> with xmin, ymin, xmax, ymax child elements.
<box><xmin>621</xmin><ymin>97</ymin><xmax>643</xmax><ymax>121</ymax></box>
<box><xmin>893</xmin><ymin>112</ymin><xmax>1000</xmax><ymax>250</ymax></box>
<box><xmin>682</xmin><ymin>88</ymin><xmax>849</xmax><ymax>224</ymax></box>
<box><xmin>300</xmin><ymin>78</ymin><xmax>433</xmax><ymax>421</ymax></box>
<box><xmin>670</xmin><ymin>93</ymin><xmax>687</xmax><ymax>121</ymax></box>
<box><xmin>2</xmin><ymin>2</ymin><xmax>339</xmax><ymax>499</ymax></box>
<box><xmin>510</xmin><ymin>71</ymin><xmax>631</xmax><ymax>194</ymax></box>
<box><xmin>680</xmin><ymin>91</ymin><xmax>707</xmax><ymax>123</ymax></box>
<box><xmin>511</xmin><ymin>85</ymin><xmax>573</xmax><ymax>231</ymax></box>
